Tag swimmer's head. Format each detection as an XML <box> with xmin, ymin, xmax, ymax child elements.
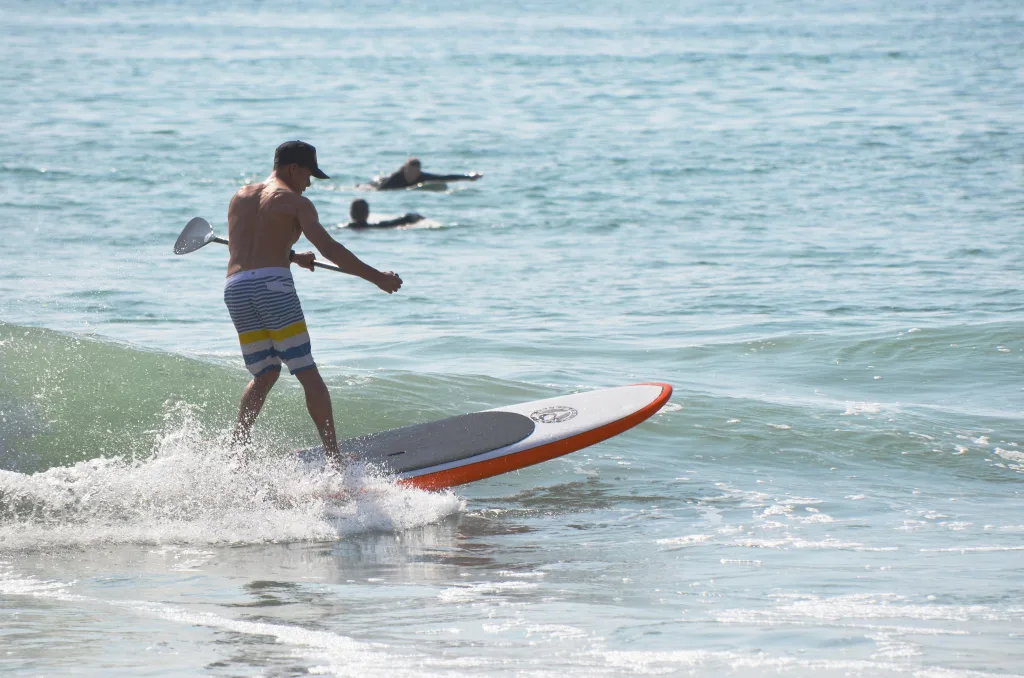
<box><xmin>402</xmin><ymin>157</ymin><xmax>422</xmax><ymax>183</ymax></box>
<box><xmin>350</xmin><ymin>198</ymin><xmax>370</xmax><ymax>223</ymax></box>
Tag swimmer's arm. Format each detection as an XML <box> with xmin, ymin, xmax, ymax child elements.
<box><xmin>346</xmin><ymin>214</ymin><xmax>423</xmax><ymax>229</ymax></box>
<box><xmin>375</xmin><ymin>213</ymin><xmax>424</xmax><ymax>228</ymax></box>
<box><xmin>297</xmin><ymin>198</ymin><xmax>402</xmax><ymax>293</ymax></box>
<box><xmin>418</xmin><ymin>172</ymin><xmax>482</xmax><ymax>183</ymax></box>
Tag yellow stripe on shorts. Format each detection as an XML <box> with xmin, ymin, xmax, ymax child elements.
<box><xmin>237</xmin><ymin>328</ymin><xmax>270</xmax><ymax>345</ymax></box>
<box><xmin>238</xmin><ymin>321</ymin><xmax>307</xmax><ymax>346</ymax></box>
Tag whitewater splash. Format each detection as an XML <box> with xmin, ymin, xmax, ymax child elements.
<box><xmin>0</xmin><ymin>403</ymin><xmax>464</xmax><ymax>551</ymax></box>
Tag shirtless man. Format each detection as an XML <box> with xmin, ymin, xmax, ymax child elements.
<box><xmin>372</xmin><ymin>157</ymin><xmax>482</xmax><ymax>190</ymax></box>
<box><xmin>224</xmin><ymin>140</ymin><xmax>402</xmax><ymax>465</ymax></box>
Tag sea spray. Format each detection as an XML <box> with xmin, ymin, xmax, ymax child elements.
<box><xmin>0</xmin><ymin>401</ymin><xmax>463</xmax><ymax>551</ymax></box>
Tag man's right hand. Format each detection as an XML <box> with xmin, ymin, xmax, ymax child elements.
<box><xmin>375</xmin><ymin>271</ymin><xmax>403</xmax><ymax>294</ymax></box>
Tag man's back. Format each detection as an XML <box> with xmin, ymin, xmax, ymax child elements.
<box><xmin>226</xmin><ymin>180</ymin><xmax>302</xmax><ymax>276</ymax></box>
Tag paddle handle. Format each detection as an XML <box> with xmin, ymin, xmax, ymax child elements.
<box><xmin>311</xmin><ymin>260</ymin><xmax>344</xmax><ymax>273</ymax></box>
<box><xmin>210</xmin><ymin>236</ymin><xmax>344</xmax><ymax>273</ymax></box>
<box><xmin>289</xmin><ymin>247</ymin><xmax>345</xmax><ymax>273</ymax></box>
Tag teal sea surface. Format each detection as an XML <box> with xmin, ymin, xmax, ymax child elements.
<box><xmin>1</xmin><ymin>0</ymin><xmax>1022</xmax><ymax>675</ymax></box>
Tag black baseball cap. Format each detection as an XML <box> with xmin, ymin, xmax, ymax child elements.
<box><xmin>274</xmin><ymin>140</ymin><xmax>329</xmax><ymax>179</ymax></box>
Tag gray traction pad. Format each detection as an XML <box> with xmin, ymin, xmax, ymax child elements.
<box><xmin>340</xmin><ymin>411</ymin><xmax>536</xmax><ymax>474</ymax></box>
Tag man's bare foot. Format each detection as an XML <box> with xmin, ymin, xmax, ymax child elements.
<box><xmin>227</xmin><ymin>445</ymin><xmax>251</xmax><ymax>470</ymax></box>
<box><xmin>325</xmin><ymin>448</ymin><xmax>357</xmax><ymax>471</ymax></box>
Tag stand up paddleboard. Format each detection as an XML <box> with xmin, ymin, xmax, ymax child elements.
<box><xmin>298</xmin><ymin>383</ymin><xmax>672</xmax><ymax>491</ymax></box>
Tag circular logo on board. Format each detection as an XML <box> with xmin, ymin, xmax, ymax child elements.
<box><xmin>530</xmin><ymin>406</ymin><xmax>578</xmax><ymax>424</ymax></box>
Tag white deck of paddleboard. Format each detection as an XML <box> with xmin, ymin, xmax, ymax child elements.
<box><xmin>398</xmin><ymin>383</ymin><xmax>665</xmax><ymax>479</ymax></box>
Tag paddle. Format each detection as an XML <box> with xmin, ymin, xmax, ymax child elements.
<box><xmin>173</xmin><ymin>217</ymin><xmax>345</xmax><ymax>273</ymax></box>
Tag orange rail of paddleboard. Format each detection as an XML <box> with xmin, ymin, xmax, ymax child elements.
<box><xmin>400</xmin><ymin>382</ymin><xmax>673</xmax><ymax>491</ymax></box>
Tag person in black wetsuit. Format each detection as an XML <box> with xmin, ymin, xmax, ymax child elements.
<box><xmin>372</xmin><ymin>157</ymin><xmax>482</xmax><ymax>190</ymax></box>
<box><xmin>344</xmin><ymin>199</ymin><xmax>424</xmax><ymax>229</ymax></box>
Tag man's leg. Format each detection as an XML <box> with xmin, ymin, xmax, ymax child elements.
<box><xmin>233</xmin><ymin>367</ymin><xmax>281</xmax><ymax>447</ymax></box>
<box><xmin>294</xmin><ymin>367</ymin><xmax>342</xmax><ymax>464</ymax></box>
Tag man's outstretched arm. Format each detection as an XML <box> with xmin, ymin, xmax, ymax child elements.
<box><xmin>297</xmin><ymin>198</ymin><xmax>402</xmax><ymax>293</ymax></box>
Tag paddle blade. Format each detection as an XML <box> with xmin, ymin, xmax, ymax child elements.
<box><xmin>174</xmin><ymin>217</ymin><xmax>216</xmax><ymax>254</ymax></box>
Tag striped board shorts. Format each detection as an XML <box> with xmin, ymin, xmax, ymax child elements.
<box><xmin>223</xmin><ymin>267</ymin><xmax>316</xmax><ymax>377</ymax></box>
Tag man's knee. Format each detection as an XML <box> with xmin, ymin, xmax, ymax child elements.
<box><xmin>296</xmin><ymin>372</ymin><xmax>331</xmax><ymax>403</ymax></box>
<box><xmin>294</xmin><ymin>366</ymin><xmax>323</xmax><ymax>387</ymax></box>
<box><xmin>253</xmin><ymin>367</ymin><xmax>281</xmax><ymax>389</ymax></box>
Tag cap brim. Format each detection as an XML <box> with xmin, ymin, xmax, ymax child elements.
<box><xmin>312</xmin><ymin>167</ymin><xmax>329</xmax><ymax>179</ymax></box>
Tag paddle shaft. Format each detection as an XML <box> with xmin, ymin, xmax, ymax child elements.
<box><xmin>208</xmin><ymin>237</ymin><xmax>345</xmax><ymax>273</ymax></box>
<box><xmin>308</xmin><ymin>260</ymin><xmax>344</xmax><ymax>274</ymax></box>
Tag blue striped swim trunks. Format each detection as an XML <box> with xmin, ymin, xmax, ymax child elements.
<box><xmin>223</xmin><ymin>267</ymin><xmax>316</xmax><ymax>377</ymax></box>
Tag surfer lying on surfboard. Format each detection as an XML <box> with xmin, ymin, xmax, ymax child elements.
<box><xmin>344</xmin><ymin>199</ymin><xmax>424</xmax><ymax>229</ymax></box>
<box><xmin>370</xmin><ymin>157</ymin><xmax>483</xmax><ymax>190</ymax></box>
<box><xmin>224</xmin><ymin>140</ymin><xmax>403</xmax><ymax>466</ymax></box>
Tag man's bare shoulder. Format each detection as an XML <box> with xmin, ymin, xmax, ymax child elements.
<box><xmin>260</xmin><ymin>184</ymin><xmax>312</xmax><ymax>210</ymax></box>
<box><xmin>233</xmin><ymin>182</ymin><xmax>266</xmax><ymax>200</ymax></box>
<box><xmin>273</xmin><ymin>191</ymin><xmax>317</xmax><ymax>220</ymax></box>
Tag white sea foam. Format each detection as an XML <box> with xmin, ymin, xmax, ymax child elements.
<box><xmin>699</xmin><ymin>486</ymin><xmax>773</xmax><ymax>508</ymax></box>
<box><xmin>761</xmin><ymin>503</ymin><xmax>793</xmax><ymax>517</ymax></box>
<box><xmin>867</xmin><ymin>630</ymin><xmax>923</xmax><ymax>660</ymax></box>
<box><xmin>841</xmin><ymin>401</ymin><xmax>883</xmax><ymax>416</ymax></box>
<box><xmin>523</xmin><ymin>623</ymin><xmax>589</xmax><ymax>640</ymax></box>
<box><xmin>717</xmin><ymin>592</ymin><xmax>1024</xmax><ymax>625</ymax></box>
<box><xmin>720</xmin><ymin>558</ymin><xmax>762</xmax><ymax>566</ymax></box>
<box><xmin>758</xmin><ymin>494</ymin><xmax>825</xmax><ymax>520</ymax></box>
<box><xmin>920</xmin><ymin>546</ymin><xmax>1024</xmax><ymax>553</ymax></box>
<box><xmin>993</xmin><ymin>447</ymin><xmax>1024</xmax><ymax>465</ymax></box>
<box><xmin>0</xmin><ymin>404</ymin><xmax>463</xmax><ymax>550</ymax></box>
<box><xmin>497</xmin><ymin>569</ymin><xmax>546</xmax><ymax>578</ymax></box>
<box><xmin>437</xmin><ymin>580</ymin><xmax>539</xmax><ymax>604</ymax></box>
<box><xmin>656</xmin><ymin>534</ymin><xmax>712</xmax><ymax>549</ymax></box>
<box><xmin>732</xmin><ymin>537</ymin><xmax>897</xmax><ymax>551</ymax></box>
<box><xmin>600</xmin><ymin>647</ymin><xmax>1024</xmax><ymax>677</ymax></box>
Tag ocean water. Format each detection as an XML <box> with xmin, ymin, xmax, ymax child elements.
<box><xmin>1</xmin><ymin>0</ymin><xmax>1023</xmax><ymax>675</ymax></box>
